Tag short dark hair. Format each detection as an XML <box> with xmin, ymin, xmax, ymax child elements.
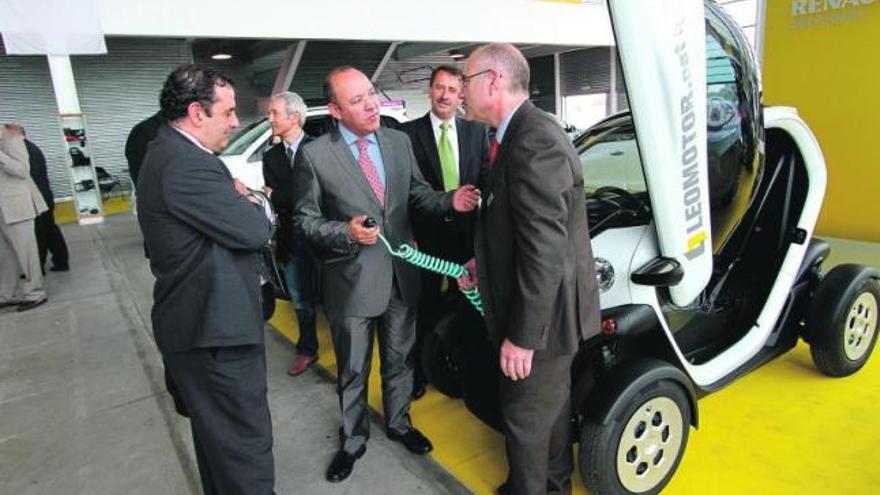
<box><xmin>159</xmin><ymin>64</ymin><xmax>234</xmax><ymax>122</ymax></box>
<box><xmin>429</xmin><ymin>65</ymin><xmax>463</xmax><ymax>87</ymax></box>
<box><xmin>324</xmin><ymin>65</ymin><xmax>358</xmax><ymax>104</ymax></box>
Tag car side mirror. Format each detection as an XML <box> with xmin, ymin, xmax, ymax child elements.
<box><xmin>631</xmin><ymin>257</ymin><xmax>684</xmax><ymax>287</ymax></box>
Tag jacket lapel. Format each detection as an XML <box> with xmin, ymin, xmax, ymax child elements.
<box><xmin>455</xmin><ymin>117</ymin><xmax>477</xmax><ymax>186</ymax></box>
<box><xmin>328</xmin><ymin>129</ymin><xmax>384</xmax><ymax>210</ymax></box>
<box><xmin>418</xmin><ymin>114</ymin><xmax>443</xmax><ymax>186</ymax></box>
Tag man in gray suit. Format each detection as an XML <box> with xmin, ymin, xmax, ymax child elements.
<box><xmin>459</xmin><ymin>44</ymin><xmax>600</xmax><ymax>495</ymax></box>
<box><xmin>137</xmin><ymin>65</ymin><xmax>275</xmax><ymax>495</ymax></box>
<box><xmin>0</xmin><ymin>124</ymin><xmax>49</xmax><ymax>312</ymax></box>
<box><xmin>292</xmin><ymin>66</ymin><xmax>481</xmax><ymax>483</ymax></box>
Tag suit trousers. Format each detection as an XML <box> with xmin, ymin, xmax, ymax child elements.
<box><xmin>328</xmin><ymin>277</ymin><xmax>415</xmax><ymax>454</ymax></box>
<box><xmin>0</xmin><ymin>219</ymin><xmax>45</xmax><ymax>303</ymax></box>
<box><xmin>34</xmin><ymin>210</ymin><xmax>69</xmax><ymax>270</ymax></box>
<box><xmin>501</xmin><ymin>353</ymin><xmax>575</xmax><ymax>495</ymax></box>
<box><xmin>163</xmin><ymin>344</ymin><xmax>275</xmax><ymax>495</ymax></box>
<box><xmin>283</xmin><ymin>254</ymin><xmax>319</xmax><ymax>356</ymax></box>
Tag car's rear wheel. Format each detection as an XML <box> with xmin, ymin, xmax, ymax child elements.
<box><xmin>580</xmin><ymin>380</ymin><xmax>690</xmax><ymax>495</ymax></box>
<box><xmin>421</xmin><ymin>313</ymin><xmax>465</xmax><ymax>398</ymax></box>
<box><xmin>807</xmin><ymin>265</ymin><xmax>879</xmax><ymax>377</ymax></box>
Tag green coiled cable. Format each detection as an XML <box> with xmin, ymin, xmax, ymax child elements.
<box><xmin>376</xmin><ymin>233</ymin><xmax>483</xmax><ymax>316</ymax></box>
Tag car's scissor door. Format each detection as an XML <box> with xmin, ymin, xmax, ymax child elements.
<box><xmin>608</xmin><ymin>0</ymin><xmax>712</xmax><ymax>306</ymax></box>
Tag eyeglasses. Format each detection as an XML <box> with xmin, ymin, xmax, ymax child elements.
<box><xmin>461</xmin><ymin>69</ymin><xmax>496</xmax><ymax>88</ymax></box>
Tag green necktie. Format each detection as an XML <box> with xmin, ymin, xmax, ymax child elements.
<box><xmin>438</xmin><ymin>122</ymin><xmax>458</xmax><ymax>192</ymax></box>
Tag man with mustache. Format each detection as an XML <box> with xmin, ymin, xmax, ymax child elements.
<box><xmin>401</xmin><ymin>65</ymin><xmax>489</xmax><ymax>399</ymax></box>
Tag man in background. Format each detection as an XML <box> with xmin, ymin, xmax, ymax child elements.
<box><xmin>263</xmin><ymin>91</ymin><xmax>320</xmax><ymax>377</ymax></box>
<box><xmin>0</xmin><ymin>123</ymin><xmax>49</xmax><ymax>312</ymax></box>
<box><xmin>401</xmin><ymin>65</ymin><xmax>488</xmax><ymax>399</ymax></box>
<box><xmin>3</xmin><ymin>123</ymin><xmax>70</xmax><ymax>273</ymax></box>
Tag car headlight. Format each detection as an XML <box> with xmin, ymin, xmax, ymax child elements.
<box><xmin>594</xmin><ymin>257</ymin><xmax>615</xmax><ymax>293</ymax></box>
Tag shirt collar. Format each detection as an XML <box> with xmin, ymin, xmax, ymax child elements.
<box><xmin>429</xmin><ymin>111</ymin><xmax>456</xmax><ymax>132</ymax></box>
<box><xmin>338</xmin><ymin>122</ymin><xmax>376</xmax><ymax>146</ymax></box>
<box><xmin>284</xmin><ymin>131</ymin><xmax>304</xmax><ymax>154</ymax></box>
<box><xmin>495</xmin><ymin>100</ymin><xmax>525</xmax><ymax>144</ymax></box>
<box><xmin>171</xmin><ymin>125</ymin><xmax>213</xmax><ymax>154</ymax></box>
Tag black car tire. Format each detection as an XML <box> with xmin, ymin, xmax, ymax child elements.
<box><xmin>580</xmin><ymin>379</ymin><xmax>690</xmax><ymax>495</ymax></box>
<box><xmin>807</xmin><ymin>265</ymin><xmax>879</xmax><ymax>377</ymax></box>
<box><xmin>420</xmin><ymin>313</ymin><xmax>465</xmax><ymax>399</ymax></box>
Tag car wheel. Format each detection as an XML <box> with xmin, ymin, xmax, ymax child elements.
<box><xmin>580</xmin><ymin>380</ymin><xmax>690</xmax><ymax>495</ymax></box>
<box><xmin>420</xmin><ymin>313</ymin><xmax>465</xmax><ymax>399</ymax></box>
<box><xmin>808</xmin><ymin>265</ymin><xmax>879</xmax><ymax>377</ymax></box>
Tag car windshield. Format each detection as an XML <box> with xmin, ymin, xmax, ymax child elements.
<box><xmin>574</xmin><ymin>117</ymin><xmax>651</xmax><ymax>233</ymax></box>
<box><xmin>221</xmin><ymin>120</ymin><xmax>271</xmax><ymax>156</ymax></box>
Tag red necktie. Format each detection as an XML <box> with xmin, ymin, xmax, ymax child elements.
<box><xmin>357</xmin><ymin>137</ymin><xmax>385</xmax><ymax>208</ymax></box>
<box><xmin>488</xmin><ymin>136</ymin><xmax>500</xmax><ymax>167</ymax></box>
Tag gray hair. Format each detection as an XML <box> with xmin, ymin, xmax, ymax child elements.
<box><xmin>270</xmin><ymin>91</ymin><xmax>307</xmax><ymax>127</ymax></box>
<box><xmin>471</xmin><ymin>43</ymin><xmax>530</xmax><ymax>94</ymax></box>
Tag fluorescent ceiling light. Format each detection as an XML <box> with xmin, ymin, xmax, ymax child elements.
<box><xmin>211</xmin><ymin>53</ymin><xmax>232</xmax><ymax>60</ymax></box>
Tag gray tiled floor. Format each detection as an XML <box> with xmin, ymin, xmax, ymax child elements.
<box><xmin>0</xmin><ymin>214</ymin><xmax>470</xmax><ymax>495</ymax></box>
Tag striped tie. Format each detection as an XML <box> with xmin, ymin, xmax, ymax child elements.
<box><xmin>357</xmin><ymin>137</ymin><xmax>385</xmax><ymax>208</ymax></box>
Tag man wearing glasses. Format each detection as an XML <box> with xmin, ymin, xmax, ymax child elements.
<box><xmin>291</xmin><ymin>66</ymin><xmax>481</xmax><ymax>483</ymax></box>
<box><xmin>458</xmin><ymin>44</ymin><xmax>600</xmax><ymax>495</ymax></box>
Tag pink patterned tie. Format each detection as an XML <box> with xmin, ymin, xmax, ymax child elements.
<box><xmin>357</xmin><ymin>137</ymin><xmax>385</xmax><ymax>208</ymax></box>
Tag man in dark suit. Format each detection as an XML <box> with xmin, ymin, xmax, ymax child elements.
<box><xmin>401</xmin><ymin>65</ymin><xmax>488</xmax><ymax>399</ymax></box>
<box><xmin>137</xmin><ymin>65</ymin><xmax>275</xmax><ymax>495</ymax></box>
<box><xmin>459</xmin><ymin>44</ymin><xmax>601</xmax><ymax>495</ymax></box>
<box><xmin>5</xmin><ymin>124</ymin><xmax>70</xmax><ymax>273</ymax></box>
<box><xmin>263</xmin><ymin>91</ymin><xmax>321</xmax><ymax>376</ymax></box>
<box><xmin>292</xmin><ymin>66</ymin><xmax>481</xmax><ymax>483</ymax></box>
<box><xmin>125</xmin><ymin>112</ymin><xmax>163</xmax><ymax>185</ymax></box>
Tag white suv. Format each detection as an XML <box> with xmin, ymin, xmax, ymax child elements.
<box><xmin>219</xmin><ymin>102</ymin><xmax>409</xmax><ymax>189</ymax></box>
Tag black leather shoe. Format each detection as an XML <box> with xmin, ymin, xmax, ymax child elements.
<box><xmin>325</xmin><ymin>445</ymin><xmax>366</xmax><ymax>482</ymax></box>
<box><xmin>411</xmin><ymin>381</ymin><xmax>427</xmax><ymax>400</ymax></box>
<box><xmin>387</xmin><ymin>428</ymin><xmax>433</xmax><ymax>455</ymax></box>
<box><xmin>50</xmin><ymin>264</ymin><xmax>69</xmax><ymax>272</ymax></box>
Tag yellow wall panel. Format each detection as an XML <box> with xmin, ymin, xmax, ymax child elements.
<box><xmin>763</xmin><ymin>0</ymin><xmax>880</xmax><ymax>241</ymax></box>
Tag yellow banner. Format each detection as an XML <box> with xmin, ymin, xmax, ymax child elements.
<box><xmin>763</xmin><ymin>0</ymin><xmax>880</xmax><ymax>241</ymax></box>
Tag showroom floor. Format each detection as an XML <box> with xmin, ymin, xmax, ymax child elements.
<box><xmin>0</xmin><ymin>214</ymin><xmax>469</xmax><ymax>495</ymax></box>
<box><xmin>2</xmin><ymin>212</ymin><xmax>877</xmax><ymax>495</ymax></box>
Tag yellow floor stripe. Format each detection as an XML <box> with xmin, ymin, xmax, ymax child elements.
<box><xmin>55</xmin><ymin>197</ymin><xmax>133</xmax><ymax>225</ymax></box>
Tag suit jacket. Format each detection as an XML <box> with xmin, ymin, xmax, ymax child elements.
<box><xmin>292</xmin><ymin>126</ymin><xmax>453</xmax><ymax>318</ymax></box>
<box><xmin>474</xmin><ymin>101</ymin><xmax>600</xmax><ymax>356</ymax></box>
<box><xmin>0</xmin><ymin>134</ymin><xmax>48</xmax><ymax>225</ymax></box>
<box><xmin>401</xmin><ymin>114</ymin><xmax>488</xmax><ymax>263</ymax></box>
<box><xmin>26</xmin><ymin>139</ymin><xmax>54</xmax><ymax>209</ymax></box>
<box><xmin>137</xmin><ymin>125</ymin><xmax>272</xmax><ymax>353</ymax></box>
<box><xmin>262</xmin><ymin>134</ymin><xmax>313</xmax><ymax>260</ymax></box>
<box><xmin>125</xmin><ymin>112</ymin><xmax>163</xmax><ymax>184</ymax></box>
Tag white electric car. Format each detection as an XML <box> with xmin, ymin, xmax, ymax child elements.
<box><xmin>421</xmin><ymin>2</ymin><xmax>879</xmax><ymax>494</ymax></box>
<box><xmin>219</xmin><ymin>101</ymin><xmax>408</xmax><ymax>188</ymax></box>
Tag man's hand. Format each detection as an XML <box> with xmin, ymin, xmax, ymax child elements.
<box><xmin>348</xmin><ymin>215</ymin><xmax>379</xmax><ymax>245</ymax></box>
<box><xmin>263</xmin><ymin>185</ymin><xmax>273</xmax><ymax>197</ymax></box>
<box><xmin>456</xmin><ymin>258</ymin><xmax>478</xmax><ymax>290</ymax></box>
<box><xmin>233</xmin><ymin>178</ymin><xmax>249</xmax><ymax>196</ymax></box>
<box><xmin>452</xmin><ymin>184</ymin><xmax>481</xmax><ymax>212</ymax></box>
<box><xmin>499</xmin><ymin>338</ymin><xmax>534</xmax><ymax>381</ymax></box>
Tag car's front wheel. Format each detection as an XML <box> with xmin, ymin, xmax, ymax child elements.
<box><xmin>580</xmin><ymin>380</ymin><xmax>690</xmax><ymax>495</ymax></box>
